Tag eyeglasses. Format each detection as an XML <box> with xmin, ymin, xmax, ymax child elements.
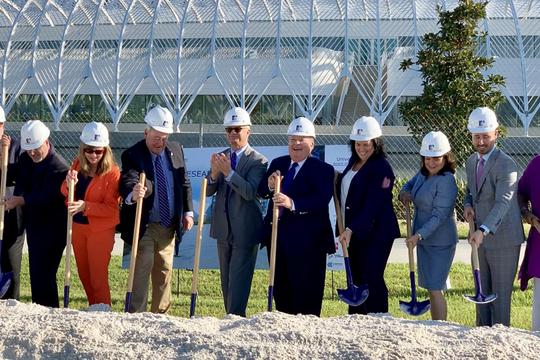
<box><xmin>226</xmin><ymin>127</ymin><xmax>245</xmax><ymax>134</ymax></box>
<box><xmin>84</xmin><ymin>148</ymin><xmax>105</xmax><ymax>155</ymax></box>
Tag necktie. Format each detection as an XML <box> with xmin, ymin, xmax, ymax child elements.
<box><xmin>230</xmin><ymin>151</ymin><xmax>237</xmax><ymax>171</ymax></box>
<box><xmin>476</xmin><ymin>156</ymin><xmax>485</xmax><ymax>190</ymax></box>
<box><xmin>225</xmin><ymin>151</ymin><xmax>237</xmax><ymax>219</ymax></box>
<box><xmin>281</xmin><ymin>162</ymin><xmax>298</xmax><ymax>195</ymax></box>
<box><xmin>278</xmin><ymin>162</ymin><xmax>298</xmax><ymax>218</ymax></box>
<box><xmin>155</xmin><ymin>155</ymin><xmax>172</xmax><ymax>228</ymax></box>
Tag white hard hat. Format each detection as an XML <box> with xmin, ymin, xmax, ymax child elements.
<box><xmin>468</xmin><ymin>107</ymin><xmax>499</xmax><ymax>133</ymax></box>
<box><xmin>287</xmin><ymin>117</ymin><xmax>316</xmax><ymax>138</ymax></box>
<box><xmin>0</xmin><ymin>106</ymin><xmax>5</xmax><ymax>123</ymax></box>
<box><xmin>350</xmin><ymin>116</ymin><xmax>382</xmax><ymax>141</ymax></box>
<box><xmin>80</xmin><ymin>121</ymin><xmax>109</xmax><ymax>147</ymax></box>
<box><xmin>224</xmin><ymin>107</ymin><xmax>251</xmax><ymax>127</ymax></box>
<box><xmin>145</xmin><ymin>105</ymin><xmax>173</xmax><ymax>134</ymax></box>
<box><xmin>420</xmin><ymin>131</ymin><xmax>451</xmax><ymax>157</ymax></box>
<box><xmin>20</xmin><ymin>120</ymin><xmax>51</xmax><ymax>151</ymax></box>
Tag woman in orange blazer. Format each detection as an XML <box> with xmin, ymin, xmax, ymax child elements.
<box><xmin>61</xmin><ymin>122</ymin><xmax>120</xmax><ymax>306</ymax></box>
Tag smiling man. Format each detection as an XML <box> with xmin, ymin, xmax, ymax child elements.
<box><xmin>258</xmin><ymin>117</ymin><xmax>335</xmax><ymax>316</ymax></box>
<box><xmin>463</xmin><ymin>106</ymin><xmax>525</xmax><ymax>326</ymax></box>
<box><xmin>206</xmin><ymin>107</ymin><xmax>267</xmax><ymax>317</ymax></box>
<box><xmin>119</xmin><ymin>105</ymin><xmax>194</xmax><ymax>313</ymax></box>
<box><xmin>6</xmin><ymin>120</ymin><xmax>69</xmax><ymax>307</ymax></box>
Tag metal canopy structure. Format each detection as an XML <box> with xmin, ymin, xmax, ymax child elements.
<box><xmin>0</xmin><ymin>0</ymin><xmax>539</xmax><ymax>133</ymax></box>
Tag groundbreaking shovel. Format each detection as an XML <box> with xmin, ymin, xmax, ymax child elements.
<box><xmin>464</xmin><ymin>219</ymin><xmax>497</xmax><ymax>304</ymax></box>
<box><xmin>190</xmin><ymin>178</ymin><xmax>208</xmax><ymax>317</ymax></box>
<box><xmin>332</xmin><ymin>173</ymin><xmax>368</xmax><ymax>306</ymax></box>
<box><xmin>399</xmin><ymin>204</ymin><xmax>430</xmax><ymax>316</ymax></box>
<box><xmin>267</xmin><ymin>175</ymin><xmax>281</xmax><ymax>312</ymax></box>
<box><xmin>124</xmin><ymin>172</ymin><xmax>146</xmax><ymax>312</ymax></box>
<box><xmin>63</xmin><ymin>176</ymin><xmax>75</xmax><ymax>308</ymax></box>
<box><xmin>0</xmin><ymin>142</ymin><xmax>13</xmax><ymax>297</ymax></box>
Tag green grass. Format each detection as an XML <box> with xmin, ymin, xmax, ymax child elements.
<box><xmin>14</xmin><ymin>255</ymin><xmax>534</xmax><ymax>330</ymax></box>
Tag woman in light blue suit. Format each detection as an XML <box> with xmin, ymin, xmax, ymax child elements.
<box><xmin>399</xmin><ymin>131</ymin><xmax>458</xmax><ymax>320</ymax></box>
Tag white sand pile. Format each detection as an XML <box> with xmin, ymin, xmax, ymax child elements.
<box><xmin>1</xmin><ymin>300</ymin><xmax>539</xmax><ymax>359</ymax></box>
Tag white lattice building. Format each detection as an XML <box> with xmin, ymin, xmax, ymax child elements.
<box><xmin>0</xmin><ymin>0</ymin><xmax>539</xmax><ymax>133</ymax></box>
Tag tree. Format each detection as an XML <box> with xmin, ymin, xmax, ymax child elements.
<box><xmin>399</xmin><ymin>0</ymin><xmax>505</xmax><ymax>166</ymax></box>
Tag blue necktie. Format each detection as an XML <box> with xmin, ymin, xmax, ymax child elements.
<box><xmin>281</xmin><ymin>162</ymin><xmax>298</xmax><ymax>194</ymax></box>
<box><xmin>278</xmin><ymin>162</ymin><xmax>298</xmax><ymax>218</ymax></box>
<box><xmin>225</xmin><ymin>151</ymin><xmax>237</xmax><ymax>228</ymax></box>
<box><xmin>231</xmin><ymin>151</ymin><xmax>237</xmax><ymax>171</ymax></box>
<box><xmin>155</xmin><ymin>155</ymin><xmax>172</xmax><ymax>228</ymax></box>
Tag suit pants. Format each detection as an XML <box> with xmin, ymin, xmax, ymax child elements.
<box><xmin>272</xmin><ymin>243</ymin><xmax>327</xmax><ymax>316</ymax></box>
<box><xmin>26</xmin><ymin>227</ymin><xmax>65</xmax><ymax>308</ymax></box>
<box><xmin>476</xmin><ymin>244</ymin><xmax>520</xmax><ymax>326</ymax></box>
<box><xmin>7</xmin><ymin>234</ymin><xmax>25</xmax><ymax>300</ymax></box>
<box><xmin>129</xmin><ymin>223</ymin><xmax>175</xmax><ymax>313</ymax></box>
<box><xmin>348</xmin><ymin>237</ymin><xmax>394</xmax><ymax>315</ymax></box>
<box><xmin>72</xmin><ymin>223</ymin><xmax>115</xmax><ymax>306</ymax></box>
<box><xmin>217</xmin><ymin>236</ymin><xmax>258</xmax><ymax>316</ymax></box>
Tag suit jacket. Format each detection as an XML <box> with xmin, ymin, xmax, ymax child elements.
<box><xmin>61</xmin><ymin>158</ymin><xmax>121</xmax><ymax>233</ymax></box>
<box><xmin>336</xmin><ymin>155</ymin><xmax>400</xmax><ymax>244</ymax></box>
<box><xmin>258</xmin><ymin>155</ymin><xmax>335</xmax><ymax>255</ymax></box>
<box><xmin>119</xmin><ymin>139</ymin><xmax>193</xmax><ymax>244</ymax></box>
<box><xmin>401</xmin><ymin>171</ymin><xmax>458</xmax><ymax>247</ymax></box>
<box><xmin>206</xmin><ymin>145</ymin><xmax>268</xmax><ymax>247</ymax></box>
<box><xmin>464</xmin><ymin>147</ymin><xmax>524</xmax><ymax>248</ymax></box>
<box><xmin>1</xmin><ymin>136</ymin><xmax>22</xmax><ymax>254</ymax></box>
<box><xmin>14</xmin><ymin>144</ymin><xmax>69</xmax><ymax>240</ymax></box>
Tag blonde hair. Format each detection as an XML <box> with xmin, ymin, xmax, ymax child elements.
<box><xmin>77</xmin><ymin>143</ymin><xmax>116</xmax><ymax>176</ymax></box>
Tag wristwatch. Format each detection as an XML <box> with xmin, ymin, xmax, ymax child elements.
<box><xmin>479</xmin><ymin>226</ymin><xmax>489</xmax><ymax>236</ymax></box>
<box><xmin>416</xmin><ymin>233</ymin><xmax>423</xmax><ymax>241</ymax></box>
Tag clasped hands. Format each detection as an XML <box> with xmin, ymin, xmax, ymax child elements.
<box><xmin>267</xmin><ymin>171</ymin><xmax>293</xmax><ymax>210</ymax></box>
<box><xmin>64</xmin><ymin>170</ymin><xmax>85</xmax><ymax>215</ymax></box>
<box><xmin>210</xmin><ymin>153</ymin><xmax>233</xmax><ymax>180</ymax></box>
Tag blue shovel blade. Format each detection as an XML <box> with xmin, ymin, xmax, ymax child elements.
<box><xmin>399</xmin><ymin>299</ymin><xmax>431</xmax><ymax>316</ymax></box>
<box><xmin>463</xmin><ymin>293</ymin><xmax>497</xmax><ymax>304</ymax></box>
<box><xmin>337</xmin><ymin>284</ymin><xmax>369</xmax><ymax>306</ymax></box>
<box><xmin>0</xmin><ymin>272</ymin><xmax>13</xmax><ymax>298</ymax></box>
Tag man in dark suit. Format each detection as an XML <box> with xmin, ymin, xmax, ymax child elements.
<box><xmin>120</xmin><ymin>105</ymin><xmax>194</xmax><ymax>313</ymax></box>
<box><xmin>463</xmin><ymin>107</ymin><xmax>525</xmax><ymax>326</ymax></box>
<box><xmin>258</xmin><ymin>117</ymin><xmax>335</xmax><ymax>316</ymax></box>
<box><xmin>0</xmin><ymin>106</ymin><xmax>23</xmax><ymax>300</ymax></box>
<box><xmin>6</xmin><ymin>120</ymin><xmax>68</xmax><ymax>307</ymax></box>
<box><xmin>206</xmin><ymin>107</ymin><xmax>268</xmax><ymax>316</ymax></box>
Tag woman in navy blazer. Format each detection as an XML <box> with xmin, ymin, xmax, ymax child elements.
<box><xmin>336</xmin><ymin>117</ymin><xmax>400</xmax><ymax>314</ymax></box>
<box><xmin>399</xmin><ymin>131</ymin><xmax>458</xmax><ymax>320</ymax></box>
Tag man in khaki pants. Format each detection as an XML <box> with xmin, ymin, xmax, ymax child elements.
<box><xmin>119</xmin><ymin>106</ymin><xmax>194</xmax><ymax>313</ymax></box>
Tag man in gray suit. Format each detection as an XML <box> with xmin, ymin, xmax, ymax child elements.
<box><xmin>463</xmin><ymin>106</ymin><xmax>525</xmax><ymax>326</ymax></box>
<box><xmin>206</xmin><ymin>107</ymin><xmax>268</xmax><ymax>316</ymax></box>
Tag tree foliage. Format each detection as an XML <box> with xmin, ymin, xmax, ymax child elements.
<box><xmin>399</xmin><ymin>0</ymin><xmax>505</xmax><ymax>166</ymax></box>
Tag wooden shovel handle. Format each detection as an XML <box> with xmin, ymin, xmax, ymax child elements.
<box><xmin>468</xmin><ymin>219</ymin><xmax>480</xmax><ymax>271</ymax></box>
<box><xmin>64</xmin><ymin>178</ymin><xmax>75</xmax><ymax>287</ymax></box>
<box><xmin>126</xmin><ymin>172</ymin><xmax>146</xmax><ymax>293</ymax></box>
<box><xmin>268</xmin><ymin>175</ymin><xmax>281</xmax><ymax>288</ymax></box>
<box><xmin>332</xmin><ymin>171</ymin><xmax>348</xmax><ymax>258</ymax></box>
<box><xmin>0</xmin><ymin>143</ymin><xmax>8</xmax><ymax>234</ymax></box>
<box><xmin>191</xmin><ymin>178</ymin><xmax>208</xmax><ymax>294</ymax></box>
<box><xmin>405</xmin><ymin>204</ymin><xmax>415</xmax><ymax>272</ymax></box>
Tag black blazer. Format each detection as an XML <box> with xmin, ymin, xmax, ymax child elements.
<box><xmin>258</xmin><ymin>155</ymin><xmax>336</xmax><ymax>255</ymax></box>
<box><xmin>336</xmin><ymin>155</ymin><xmax>400</xmax><ymax>244</ymax></box>
<box><xmin>14</xmin><ymin>144</ymin><xmax>69</xmax><ymax>240</ymax></box>
<box><xmin>119</xmin><ymin>139</ymin><xmax>193</xmax><ymax>244</ymax></box>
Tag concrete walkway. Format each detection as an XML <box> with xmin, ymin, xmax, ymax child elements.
<box><xmin>24</xmin><ymin>234</ymin><xmax>524</xmax><ymax>266</ymax></box>
<box><xmin>110</xmin><ymin>234</ymin><xmax>526</xmax><ymax>265</ymax></box>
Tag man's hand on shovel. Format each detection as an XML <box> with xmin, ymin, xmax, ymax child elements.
<box><xmin>338</xmin><ymin>228</ymin><xmax>352</xmax><ymax>248</ymax></box>
<box><xmin>267</xmin><ymin>171</ymin><xmax>282</xmax><ymax>192</ymax></box>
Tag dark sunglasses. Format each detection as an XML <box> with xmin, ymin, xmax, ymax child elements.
<box><xmin>226</xmin><ymin>127</ymin><xmax>245</xmax><ymax>133</ymax></box>
<box><xmin>84</xmin><ymin>148</ymin><xmax>105</xmax><ymax>155</ymax></box>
